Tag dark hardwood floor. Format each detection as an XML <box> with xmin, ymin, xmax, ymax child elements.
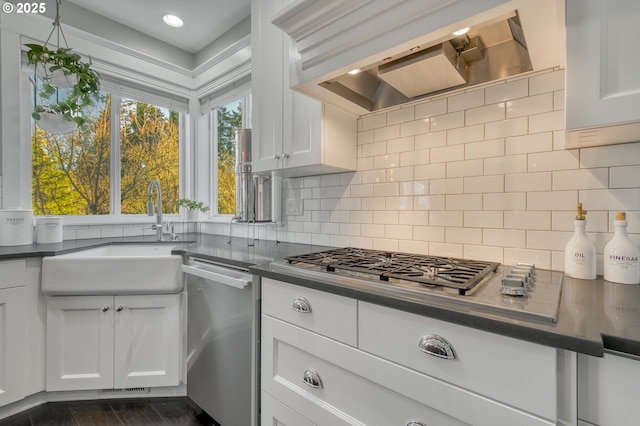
<box><xmin>0</xmin><ymin>397</ymin><xmax>220</xmax><ymax>426</ymax></box>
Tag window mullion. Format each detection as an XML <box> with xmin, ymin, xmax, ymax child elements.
<box><xmin>110</xmin><ymin>95</ymin><xmax>122</xmax><ymax>216</ymax></box>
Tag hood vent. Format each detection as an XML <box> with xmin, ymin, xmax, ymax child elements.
<box><xmin>320</xmin><ymin>11</ymin><xmax>533</xmax><ymax>112</ymax></box>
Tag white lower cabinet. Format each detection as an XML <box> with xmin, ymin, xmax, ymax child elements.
<box><xmin>46</xmin><ymin>294</ymin><xmax>180</xmax><ymax>391</ymax></box>
<box><xmin>578</xmin><ymin>352</ymin><xmax>640</xmax><ymax>426</ymax></box>
<box><xmin>261</xmin><ymin>279</ymin><xmax>558</xmax><ymax>426</ymax></box>
<box><xmin>0</xmin><ymin>286</ymin><xmax>26</xmax><ymax>407</ymax></box>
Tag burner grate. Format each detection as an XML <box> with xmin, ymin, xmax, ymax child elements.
<box><xmin>285</xmin><ymin>248</ymin><xmax>500</xmax><ymax>295</ymax></box>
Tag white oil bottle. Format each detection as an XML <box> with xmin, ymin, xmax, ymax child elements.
<box><xmin>604</xmin><ymin>212</ymin><xmax>640</xmax><ymax>285</ymax></box>
<box><xmin>565</xmin><ymin>203</ymin><xmax>596</xmax><ymax>279</ymax></box>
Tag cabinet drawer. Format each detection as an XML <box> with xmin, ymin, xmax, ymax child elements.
<box><xmin>358</xmin><ymin>302</ymin><xmax>557</xmax><ymax>421</ymax></box>
<box><xmin>261</xmin><ymin>278</ymin><xmax>357</xmax><ymax>346</ymax></box>
<box><xmin>0</xmin><ymin>259</ymin><xmax>26</xmax><ymax>290</ymax></box>
<box><xmin>263</xmin><ymin>315</ymin><xmax>553</xmax><ymax>426</ymax></box>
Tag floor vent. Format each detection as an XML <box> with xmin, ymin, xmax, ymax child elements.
<box><xmin>100</xmin><ymin>387</ymin><xmax>149</xmax><ymax>394</ymax></box>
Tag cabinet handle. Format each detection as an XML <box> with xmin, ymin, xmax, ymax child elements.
<box><xmin>407</xmin><ymin>422</ymin><xmax>427</xmax><ymax>426</ymax></box>
<box><xmin>302</xmin><ymin>368</ymin><xmax>323</xmax><ymax>389</ymax></box>
<box><xmin>282</xmin><ymin>153</ymin><xmax>290</xmax><ymax>159</ymax></box>
<box><xmin>291</xmin><ymin>297</ymin><xmax>312</xmax><ymax>313</ymax></box>
<box><xmin>115</xmin><ymin>305</ymin><xmax>124</xmax><ymax>312</ymax></box>
<box><xmin>100</xmin><ymin>305</ymin><xmax>110</xmax><ymax>312</ymax></box>
<box><xmin>273</xmin><ymin>154</ymin><xmax>281</xmax><ymax>160</ymax></box>
<box><xmin>418</xmin><ymin>334</ymin><xmax>456</xmax><ymax>360</ymax></box>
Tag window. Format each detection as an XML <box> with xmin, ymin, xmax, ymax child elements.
<box><xmin>31</xmin><ymin>89</ymin><xmax>184</xmax><ymax>217</ymax></box>
<box><xmin>211</xmin><ymin>95</ymin><xmax>251</xmax><ymax>217</ymax></box>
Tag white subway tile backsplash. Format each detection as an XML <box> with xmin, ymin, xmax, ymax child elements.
<box><xmin>431</xmin><ymin>111</ymin><xmax>465</xmax><ymax>132</ymax></box>
<box><xmin>485</xmin><ymin>79</ymin><xmax>529</xmax><ymax>104</ymax></box>
<box><xmin>430</xmin><ymin>145</ymin><xmax>465</xmax><ymax>163</ymax></box>
<box><xmin>505</xmin><ymin>132</ymin><xmax>553</xmax><ymax>155</ymax></box>
<box><xmin>446</xmin><ymin>158</ymin><xmax>483</xmax><ymax>178</ymax></box>
<box><xmin>387</xmin><ymin>106</ymin><xmax>415</xmax><ymax>124</ymax></box>
<box><xmin>464</xmin><ymin>175</ymin><xmax>504</xmax><ymax>193</ymax></box>
<box><xmin>610</xmin><ymin>165</ymin><xmax>640</xmax><ymax>188</ymax></box>
<box><xmin>505</xmin><ymin>172</ymin><xmax>552</xmax><ymax>192</ymax></box>
<box><xmin>387</xmin><ymin>137</ymin><xmax>415</xmax><ymax>153</ymax></box>
<box><xmin>529</xmin><ymin>110</ymin><xmax>564</xmax><ymax>134</ymax></box>
<box><xmin>506</xmin><ymin>93</ymin><xmax>553</xmax><ymax>118</ymax></box>
<box><xmin>400</xmin><ymin>119</ymin><xmax>430</xmax><ymax>137</ymax></box>
<box><xmin>580</xmin><ymin>143</ymin><xmax>640</xmax><ymax>168</ymax></box>
<box><xmin>415</xmin><ymin>131</ymin><xmax>447</xmax><ymax>150</ymax></box>
<box><xmin>246</xmin><ymin>69</ymin><xmax>640</xmax><ymax>274</ymax></box>
<box><xmin>552</xmin><ymin>168</ymin><xmax>609</xmax><ymax>190</ymax></box>
<box><xmin>448</xmin><ymin>90</ymin><xmax>484</xmax><ymax>112</ymax></box>
<box><xmin>529</xmin><ymin>69</ymin><xmax>565</xmax><ymax>95</ymax></box>
<box><xmin>528</xmin><ymin>150</ymin><xmax>579</xmax><ymax>172</ymax></box>
<box><xmin>430</xmin><ymin>178</ymin><xmax>463</xmax><ymax>195</ymax></box>
<box><xmin>465</xmin><ymin>103</ymin><xmax>506</xmax><ymax>126</ymax></box>
<box><xmin>465</xmin><ymin>138</ymin><xmax>505</xmax><ymax>159</ymax></box>
<box><xmin>463</xmin><ymin>210</ymin><xmax>503</xmax><ymax>228</ymax></box>
<box><xmin>430</xmin><ymin>210</ymin><xmax>463</xmax><ymax>227</ymax></box>
<box><xmin>447</xmin><ymin>124</ymin><xmax>485</xmax><ymax>145</ymax></box>
<box><xmin>415</xmin><ymin>98</ymin><xmax>447</xmax><ymax>119</ymax></box>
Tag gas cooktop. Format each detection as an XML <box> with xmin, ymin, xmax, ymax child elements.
<box><xmin>271</xmin><ymin>247</ymin><xmax>563</xmax><ymax>323</ymax></box>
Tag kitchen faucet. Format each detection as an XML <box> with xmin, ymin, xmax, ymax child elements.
<box><xmin>146</xmin><ymin>179</ymin><xmax>163</xmax><ymax>241</ymax></box>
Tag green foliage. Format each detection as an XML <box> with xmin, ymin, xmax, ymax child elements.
<box><xmin>217</xmin><ymin>103</ymin><xmax>242</xmax><ymax>215</ymax></box>
<box><xmin>26</xmin><ymin>43</ymin><xmax>100</xmax><ymax>134</ymax></box>
<box><xmin>32</xmin><ymin>93</ymin><xmax>180</xmax><ymax>216</ymax></box>
<box><xmin>178</xmin><ymin>199</ymin><xmax>210</xmax><ymax>212</ymax></box>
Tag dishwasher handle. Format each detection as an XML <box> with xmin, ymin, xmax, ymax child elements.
<box><xmin>181</xmin><ymin>262</ymin><xmax>252</xmax><ymax>289</ymax></box>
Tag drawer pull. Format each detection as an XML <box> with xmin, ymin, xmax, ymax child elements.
<box><xmin>292</xmin><ymin>297</ymin><xmax>312</xmax><ymax>313</ymax></box>
<box><xmin>407</xmin><ymin>422</ymin><xmax>427</xmax><ymax>426</ymax></box>
<box><xmin>418</xmin><ymin>334</ymin><xmax>456</xmax><ymax>360</ymax></box>
<box><xmin>302</xmin><ymin>368</ymin><xmax>323</xmax><ymax>389</ymax></box>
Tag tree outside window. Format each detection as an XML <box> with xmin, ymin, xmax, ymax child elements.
<box><xmin>216</xmin><ymin>100</ymin><xmax>242</xmax><ymax>215</ymax></box>
<box><xmin>31</xmin><ymin>92</ymin><xmax>181</xmax><ymax>216</ymax></box>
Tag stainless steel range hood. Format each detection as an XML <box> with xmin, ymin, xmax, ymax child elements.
<box><xmin>273</xmin><ymin>0</ymin><xmax>565</xmax><ymax>117</ymax></box>
<box><xmin>319</xmin><ymin>11</ymin><xmax>533</xmax><ymax>112</ymax></box>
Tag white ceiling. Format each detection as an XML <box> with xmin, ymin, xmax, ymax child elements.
<box><xmin>64</xmin><ymin>0</ymin><xmax>251</xmax><ymax>54</ymax></box>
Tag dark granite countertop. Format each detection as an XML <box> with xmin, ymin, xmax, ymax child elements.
<box><xmin>2</xmin><ymin>234</ymin><xmax>638</xmax><ymax>358</ymax></box>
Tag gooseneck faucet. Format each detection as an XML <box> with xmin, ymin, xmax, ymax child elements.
<box><xmin>147</xmin><ymin>179</ymin><xmax>163</xmax><ymax>241</ymax></box>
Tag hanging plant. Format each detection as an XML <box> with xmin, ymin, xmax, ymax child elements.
<box><xmin>26</xmin><ymin>0</ymin><xmax>100</xmax><ymax>134</ymax></box>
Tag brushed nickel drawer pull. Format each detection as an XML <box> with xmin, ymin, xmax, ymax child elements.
<box><xmin>407</xmin><ymin>421</ymin><xmax>427</xmax><ymax>426</ymax></box>
<box><xmin>292</xmin><ymin>297</ymin><xmax>312</xmax><ymax>313</ymax></box>
<box><xmin>418</xmin><ymin>334</ymin><xmax>456</xmax><ymax>360</ymax></box>
<box><xmin>302</xmin><ymin>368</ymin><xmax>323</xmax><ymax>389</ymax></box>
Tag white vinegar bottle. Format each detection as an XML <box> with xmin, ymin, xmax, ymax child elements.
<box><xmin>565</xmin><ymin>203</ymin><xmax>596</xmax><ymax>280</ymax></box>
<box><xmin>604</xmin><ymin>212</ymin><xmax>640</xmax><ymax>285</ymax></box>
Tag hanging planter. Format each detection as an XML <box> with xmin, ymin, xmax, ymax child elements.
<box><xmin>26</xmin><ymin>0</ymin><xmax>100</xmax><ymax>134</ymax></box>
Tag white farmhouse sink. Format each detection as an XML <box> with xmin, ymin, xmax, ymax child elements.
<box><xmin>42</xmin><ymin>243</ymin><xmax>184</xmax><ymax>295</ymax></box>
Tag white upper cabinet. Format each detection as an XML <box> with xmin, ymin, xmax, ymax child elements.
<box><xmin>565</xmin><ymin>0</ymin><xmax>640</xmax><ymax>147</ymax></box>
<box><xmin>251</xmin><ymin>0</ymin><xmax>357</xmax><ymax>177</ymax></box>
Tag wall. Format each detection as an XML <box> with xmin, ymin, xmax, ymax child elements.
<box><xmin>211</xmin><ymin>68</ymin><xmax>640</xmax><ymax>273</ymax></box>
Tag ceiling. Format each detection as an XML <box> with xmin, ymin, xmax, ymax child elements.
<box><xmin>62</xmin><ymin>0</ymin><xmax>251</xmax><ymax>54</ymax></box>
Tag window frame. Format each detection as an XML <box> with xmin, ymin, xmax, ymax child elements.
<box><xmin>205</xmin><ymin>90</ymin><xmax>252</xmax><ymax>221</ymax></box>
<box><xmin>24</xmin><ymin>71</ymin><xmax>189</xmax><ymax>225</ymax></box>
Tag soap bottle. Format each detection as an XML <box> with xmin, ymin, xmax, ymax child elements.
<box><xmin>564</xmin><ymin>203</ymin><xmax>596</xmax><ymax>279</ymax></box>
<box><xmin>604</xmin><ymin>212</ymin><xmax>640</xmax><ymax>285</ymax></box>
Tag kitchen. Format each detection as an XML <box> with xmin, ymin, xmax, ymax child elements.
<box><xmin>1</xmin><ymin>0</ymin><xmax>640</xmax><ymax>425</ymax></box>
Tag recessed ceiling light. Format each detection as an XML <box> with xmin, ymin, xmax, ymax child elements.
<box><xmin>347</xmin><ymin>69</ymin><xmax>361</xmax><ymax>75</ymax></box>
<box><xmin>163</xmin><ymin>14</ymin><xmax>184</xmax><ymax>28</ymax></box>
<box><xmin>452</xmin><ymin>27</ymin><xmax>470</xmax><ymax>36</ymax></box>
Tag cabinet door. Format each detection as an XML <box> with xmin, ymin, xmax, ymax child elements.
<box><xmin>261</xmin><ymin>391</ymin><xmax>316</xmax><ymax>426</ymax></box>
<box><xmin>46</xmin><ymin>296</ymin><xmax>114</xmax><ymax>391</ymax></box>
<box><xmin>283</xmin><ymin>91</ymin><xmax>322</xmax><ymax>170</ymax></box>
<box><xmin>114</xmin><ymin>294</ymin><xmax>180</xmax><ymax>388</ymax></box>
<box><xmin>251</xmin><ymin>0</ymin><xmax>285</xmax><ymax>173</ymax></box>
<box><xmin>566</xmin><ymin>0</ymin><xmax>640</xmax><ymax>133</ymax></box>
<box><xmin>0</xmin><ymin>287</ymin><xmax>25</xmax><ymax>407</ymax></box>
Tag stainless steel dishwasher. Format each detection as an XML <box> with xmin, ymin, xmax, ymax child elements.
<box><xmin>183</xmin><ymin>257</ymin><xmax>259</xmax><ymax>426</ymax></box>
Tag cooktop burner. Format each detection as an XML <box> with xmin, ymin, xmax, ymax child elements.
<box><xmin>284</xmin><ymin>247</ymin><xmax>500</xmax><ymax>295</ymax></box>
